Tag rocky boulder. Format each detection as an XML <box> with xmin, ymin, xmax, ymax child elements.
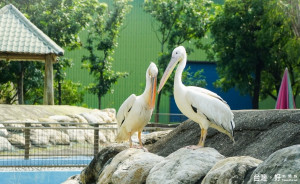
<box><xmin>7</xmin><ymin>134</ymin><xmax>26</xmax><ymax>149</ymax></box>
<box><xmin>80</xmin><ymin>145</ymin><xmax>127</xmax><ymax>184</ymax></box>
<box><xmin>67</xmin><ymin>129</ymin><xmax>86</xmax><ymax>143</ymax></box>
<box><xmin>62</xmin><ymin>175</ymin><xmax>81</xmax><ymax>184</ymax></box>
<box><xmin>0</xmin><ymin>105</ymin><xmax>119</xmax><ymax>151</ymax></box>
<box><xmin>248</xmin><ymin>145</ymin><xmax>300</xmax><ymax>183</ymax></box>
<box><xmin>48</xmin><ymin>130</ymin><xmax>70</xmax><ymax>145</ymax></box>
<box><xmin>202</xmin><ymin>156</ymin><xmax>262</xmax><ymax>184</ymax></box>
<box><xmin>64</xmin><ymin>144</ymin><xmax>300</xmax><ymax>184</ymax></box>
<box><xmin>30</xmin><ymin>129</ymin><xmax>50</xmax><ymax>148</ymax></box>
<box><xmin>147</xmin><ymin>147</ymin><xmax>225</xmax><ymax>184</ymax></box>
<box><xmin>98</xmin><ymin>148</ymin><xmax>163</xmax><ymax>184</ymax></box>
<box><xmin>0</xmin><ymin>136</ymin><xmax>13</xmax><ymax>151</ymax></box>
<box><xmin>0</xmin><ymin>124</ymin><xmax>8</xmax><ymax>137</ymax></box>
<box><xmin>148</xmin><ymin>110</ymin><xmax>300</xmax><ymax>160</ymax></box>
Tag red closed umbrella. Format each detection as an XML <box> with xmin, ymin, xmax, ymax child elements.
<box><xmin>275</xmin><ymin>68</ymin><xmax>296</xmax><ymax>109</ymax></box>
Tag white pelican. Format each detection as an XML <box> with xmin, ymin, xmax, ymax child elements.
<box><xmin>115</xmin><ymin>62</ymin><xmax>158</xmax><ymax>148</ymax></box>
<box><xmin>158</xmin><ymin>46</ymin><xmax>235</xmax><ymax>148</ymax></box>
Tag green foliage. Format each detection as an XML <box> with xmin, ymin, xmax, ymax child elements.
<box><xmin>209</xmin><ymin>0</ymin><xmax>300</xmax><ymax>108</ymax></box>
<box><xmin>0</xmin><ymin>82</ymin><xmax>17</xmax><ymax>104</ymax></box>
<box><xmin>144</xmin><ymin>0</ymin><xmax>212</xmax><ymax>92</ymax></box>
<box><xmin>82</xmin><ymin>0</ymin><xmax>132</xmax><ymax>109</ymax></box>
<box><xmin>54</xmin><ymin>80</ymin><xmax>84</xmax><ymax>105</ymax></box>
<box><xmin>278</xmin><ymin>0</ymin><xmax>300</xmax><ymax>38</ymax></box>
<box><xmin>0</xmin><ymin>0</ymin><xmax>98</xmax><ymax>104</ymax></box>
<box><xmin>184</xmin><ymin>68</ymin><xmax>207</xmax><ymax>87</ymax></box>
<box><xmin>144</xmin><ymin>0</ymin><xmax>211</xmax><ymax>119</ymax></box>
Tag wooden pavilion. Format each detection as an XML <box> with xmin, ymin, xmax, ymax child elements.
<box><xmin>0</xmin><ymin>4</ymin><xmax>64</xmax><ymax>105</ymax></box>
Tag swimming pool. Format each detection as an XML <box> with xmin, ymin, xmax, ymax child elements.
<box><xmin>0</xmin><ymin>156</ymin><xmax>93</xmax><ymax>167</ymax></box>
<box><xmin>0</xmin><ymin>156</ymin><xmax>92</xmax><ymax>184</ymax></box>
<box><xmin>0</xmin><ymin>170</ymin><xmax>81</xmax><ymax>184</ymax></box>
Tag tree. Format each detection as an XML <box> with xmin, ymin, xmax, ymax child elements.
<box><xmin>278</xmin><ymin>0</ymin><xmax>300</xmax><ymax>38</ymax></box>
<box><xmin>209</xmin><ymin>0</ymin><xmax>300</xmax><ymax>108</ymax></box>
<box><xmin>82</xmin><ymin>0</ymin><xmax>132</xmax><ymax>109</ymax></box>
<box><xmin>144</xmin><ymin>0</ymin><xmax>212</xmax><ymax>121</ymax></box>
<box><xmin>0</xmin><ymin>0</ymin><xmax>99</xmax><ymax>104</ymax></box>
<box><xmin>277</xmin><ymin>0</ymin><xmax>300</xmax><ymax>100</ymax></box>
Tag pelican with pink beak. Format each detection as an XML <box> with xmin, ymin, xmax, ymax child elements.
<box><xmin>116</xmin><ymin>62</ymin><xmax>158</xmax><ymax>148</ymax></box>
<box><xmin>158</xmin><ymin>46</ymin><xmax>235</xmax><ymax>148</ymax></box>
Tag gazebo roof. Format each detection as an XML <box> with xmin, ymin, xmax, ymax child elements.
<box><xmin>0</xmin><ymin>4</ymin><xmax>64</xmax><ymax>61</ymax></box>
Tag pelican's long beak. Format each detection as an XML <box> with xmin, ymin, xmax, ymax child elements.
<box><xmin>149</xmin><ymin>76</ymin><xmax>157</xmax><ymax>109</ymax></box>
<box><xmin>158</xmin><ymin>57</ymin><xmax>178</xmax><ymax>93</ymax></box>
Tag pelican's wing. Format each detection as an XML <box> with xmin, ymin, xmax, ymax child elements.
<box><xmin>192</xmin><ymin>86</ymin><xmax>228</xmax><ymax>105</ymax></box>
<box><xmin>186</xmin><ymin>86</ymin><xmax>235</xmax><ymax>136</ymax></box>
<box><xmin>116</xmin><ymin>94</ymin><xmax>137</xmax><ymax>129</ymax></box>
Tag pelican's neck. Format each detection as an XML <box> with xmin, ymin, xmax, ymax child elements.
<box><xmin>142</xmin><ymin>75</ymin><xmax>151</xmax><ymax>99</ymax></box>
<box><xmin>174</xmin><ymin>54</ymin><xmax>187</xmax><ymax>88</ymax></box>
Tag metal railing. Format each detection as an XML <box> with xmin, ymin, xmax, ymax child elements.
<box><xmin>0</xmin><ymin>121</ymin><xmax>177</xmax><ymax>167</ymax></box>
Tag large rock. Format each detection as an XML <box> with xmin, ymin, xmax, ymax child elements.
<box><xmin>82</xmin><ymin>130</ymin><xmax>107</xmax><ymax>144</ymax></box>
<box><xmin>97</xmin><ymin>148</ymin><xmax>145</xmax><ymax>184</ymax></box>
<box><xmin>67</xmin><ymin>129</ymin><xmax>86</xmax><ymax>143</ymax></box>
<box><xmin>0</xmin><ymin>124</ymin><xmax>8</xmax><ymax>137</ymax></box>
<box><xmin>80</xmin><ymin>145</ymin><xmax>127</xmax><ymax>184</ymax></box>
<box><xmin>3</xmin><ymin>120</ymin><xmax>26</xmax><ymax>133</ymax></box>
<box><xmin>202</xmin><ymin>156</ymin><xmax>262</xmax><ymax>184</ymax></box>
<box><xmin>90</xmin><ymin>110</ymin><xmax>112</xmax><ymax>123</ymax></box>
<box><xmin>102</xmin><ymin>108</ymin><xmax>117</xmax><ymax>123</ymax></box>
<box><xmin>48</xmin><ymin>130</ymin><xmax>70</xmax><ymax>145</ymax></box>
<box><xmin>0</xmin><ymin>105</ymin><xmax>97</xmax><ymax>122</ymax></box>
<box><xmin>146</xmin><ymin>147</ymin><xmax>225</xmax><ymax>184</ymax></box>
<box><xmin>141</xmin><ymin>130</ymin><xmax>172</xmax><ymax>146</ymax></box>
<box><xmin>48</xmin><ymin>115</ymin><xmax>75</xmax><ymax>123</ymax></box>
<box><xmin>30</xmin><ymin>129</ymin><xmax>50</xmax><ymax>147</ymax></box>
<box><xmin>110</xmin><ymin>150</ymin><xmax>164</xmax><ymax>184</ymax></box>
<box><xmin>0</xmin><ymin>136</ymin><xmax>13</xmax><ymax>151</ymax></box>
<box><xmin>38</xmin><ymin>118</ymin><xmax>61</xmax><ymax>128</ymax></box>
<box><xmin>62</xmin><ymin>175</ymin><xmax>81</xmax><ymax>184</ymax></box>
<box><xmin>80</xmin><ymin>113</ymin><xmax>101</xmax><ymax>124</ymax></box>
<box><xmin>248</xmin><ymin>145</ymin><xmax>300</xmax><ymax>183</ymax></box>
<box><xmin>7</xmin><ymin>134</ymin><xmax>26</xmax><ymax>149</ymax></box>
<box><xmin>67</xmin><ymin>114</ymin><xmax>89</xmax><ymax>125</ymax></box>
<box><xmin>100</xmin><ymin>129</ymin><xmax>117</xmax><ymax>143</ymax></box>
<box><xmin>148</xmin><ymin>110</ymin><xmax>300</xmax><ymax>160</ymax></box>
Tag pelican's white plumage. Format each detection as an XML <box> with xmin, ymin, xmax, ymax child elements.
<box><xmin>158</xmin><ymin>46</ymin><xmax>235</xmax><ymax>148</ymax></box>
<box><xmin>116</xmin><ymin>62</ymin><xmax>158</xmax><ymax>148</ymax></box>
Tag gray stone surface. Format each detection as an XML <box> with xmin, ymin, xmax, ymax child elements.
<box><xmin>146</xmin><ymin>147</ymin><xmax>225</xmax><ymax>184</ymax></box>
<box><xmin>97</xmin><ymin>148</ymin><xmax>146</xmax><ymax>184</ymax></box>
<box><xmin>0</xmin><ymin>124</ymin><xmax>8</xmax><ymax>137</ymax></box>
<box><xmin>111</xmin><ymin>150</ymin><xmax>164</xmax><ymax>184</ymax></box>
<box><xmin>0</xmin><ymin>136</ymin><xmax>13</xmax><ymax>151</ymax></box>
<box><xmin>202</xmin><ymin>156</ymin><xmax>262</xmax><ymax>184</ymax></box>
<box><xmin>248</xmin><ymin>145</ymin><xmax>300</xmax><ymax>184</ymax></box>
<box><xmin>148</xmin><ymin>110</ymin><xmax>300</xmax><ymax>160</ymax></box>
<box><xmin>62</xmin><ymin>175</ymin><xmax>81</xmax><ymax>184</ymax></box>
<box><xmin>80</xmin><ymin>145</ymin><xmax>127</xmax><ymax>184</ymax></box>
<box><xmin>48</xmin><ymin>130</ymin><xmax>70</xmax><ymax>145</ymax></box>
<box><xmin>30</xmin><ymin>129</ymin><xmax>50</xmax><ymax>147</ymax></box>
<box><xmin>7</xmin><ymin>134</ymin><xmax>26</xmax><ymax>149</ymax></box>
<box><xmin>0</xmin><ymin>105</ymin><xmax>94</xmax><ymax>121</ymax></box>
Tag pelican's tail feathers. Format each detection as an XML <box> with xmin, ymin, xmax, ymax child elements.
<box><xmin>210</xmin><ymin>123</ymin><xmax>235</xmax><ymax>143</ymax></box>
<box><xmin>115</xmin><ymin>128</ymin><xmax>130</xmax><ymax>143</ymax></box>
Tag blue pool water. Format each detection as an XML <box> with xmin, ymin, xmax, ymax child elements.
<box><xmin>0</xmin><ymin>156</ymin><xmax>92</xmax><ymax>184</ymax></box>
<box><xmin>0</xmin><ymin>170</ymin><xmax>81</xmax><ymax>184</ymax></box>
<box><xmin>0</xmin><ymin>156</ymin><xmax>92</xmax><ymax>166</ymax></box>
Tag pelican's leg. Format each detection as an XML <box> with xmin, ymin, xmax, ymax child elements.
<box><xmin>138</xmin><ymin>131</ymin><xmax>148</xmax><ymax>152</ymax></box>
<box><xmin>138</xmin><ymin>131</ymin><xmax>143</xmax><ymax>147</ymax></box>
<box><xmin>198</xmin><ymin>128</ymin><xmax>207</xmax><ymax>147</ymax></box>
<box><xmin>129</xmin><ymin>132</ymin><xmax>133</xmax><ymax>148</ymax></box>
<box><xmin>187</xmin><ymin>128</ymin><xmax>207</xmax><ymax>150</ymax></box>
